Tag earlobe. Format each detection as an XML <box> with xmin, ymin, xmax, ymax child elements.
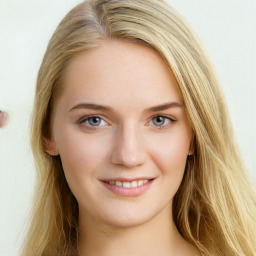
<box><xmin>188</xmin><ymin>145</ymin><xmax>194</xmax><ymax>156</ymax></box>
<box><xmin>44</xmin><ymin>138</ymin><xmax>59</xmax><ymax>156</ymax></box>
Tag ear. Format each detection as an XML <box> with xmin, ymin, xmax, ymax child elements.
<box><xmin>44</xmin><ymin>137</ymin><xmax>59</xmax><ymax>156</ymax></box>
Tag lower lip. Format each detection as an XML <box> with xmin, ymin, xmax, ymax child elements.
<box><xmin>101</xmin><ymin>180</ymin><xmax>154</xmax><ymax>197</ymax></box>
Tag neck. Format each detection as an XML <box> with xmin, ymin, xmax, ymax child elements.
<box><xmin>78</xmin><ymin>205</ymin><xmax>195</xmax><ymax>256</ymax></box>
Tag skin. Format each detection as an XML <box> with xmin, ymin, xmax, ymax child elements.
<box><xmin>46</xmin><ymin>39</ymin><xmax>200</xmax><ymax>256</ymax></box>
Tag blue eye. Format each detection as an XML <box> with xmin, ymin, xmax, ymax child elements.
<box><xmin>83</xmin><ymin>116</ymin><xmax>107</xmax><ymax>127</ymax></box>
<box><xmin>150</xmin><ymin>116</ymin><xmax>174</xmax><ymax>127</ymax></box>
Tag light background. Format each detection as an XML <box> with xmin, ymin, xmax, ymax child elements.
<box><xmin>0</xmin><ymin>0</ymin><xmax>255</xmax><ymax>255</ymax></box>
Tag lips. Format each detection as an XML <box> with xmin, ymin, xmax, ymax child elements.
<box><xmin>101</xmin><ymin>178</ymin><xmax>155</xmax><ymax>197</ymax></box>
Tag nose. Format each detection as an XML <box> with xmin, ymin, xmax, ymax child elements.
<box><xmin>110</xmin><ymin>123</ymin><xmax>146</xmax><ymax>168</ymax></box>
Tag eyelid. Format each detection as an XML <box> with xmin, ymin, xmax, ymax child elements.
<box><xmin>147</xmin><ymin>114</ymin><xmax>177</xmax><ymax>128</ymax></box>
<box><xmin>150</xmin><ymin>114</ymin><xmax>176</xmax><ymax>122</ymax></box>
<box><xmin>76</xmin><ymin>115</ymin><xmax>108</xmax><ymax>126</ymax></box>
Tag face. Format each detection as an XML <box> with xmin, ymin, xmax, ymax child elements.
<box><xmin>47</xmin><ymin>39</ymin><xmax>192</xmax><ymax>228</ymax></box>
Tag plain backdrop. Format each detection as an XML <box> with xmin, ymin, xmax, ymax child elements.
<box><xmin>0</xmin><ymin>0</ymin><xmax>255</xmax><ymax>255</ymax></box>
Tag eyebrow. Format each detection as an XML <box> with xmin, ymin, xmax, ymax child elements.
<box><xmin>144</xmin><ymin>102</ymin><xmax>183</xmax><ymax>113</ymax></box>
<box><xmin>69</xmin><ymin>102</ymin><xmax>183</xmax><ymax>113</ymax></box>
<box><xmin>69</xmin><ymin>103</ymin><xmax>113</xmax><ymax>112</ymax></box>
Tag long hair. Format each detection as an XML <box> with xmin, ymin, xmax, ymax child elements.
<box><xmin>20</xmin><ymin>0</ymin><xmax>256</xmax><ymax>255</ymax></box>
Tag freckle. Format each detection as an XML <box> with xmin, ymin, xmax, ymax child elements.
<box><xmin>0</xmin><ymin>111</ymin><xmax>8</xmax><ymax>128</ymax></box>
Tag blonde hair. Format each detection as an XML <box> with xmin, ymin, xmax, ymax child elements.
<box><xmin>21</xmin><ymin>0</ymin><xmax>256</xmax><ymax>255</ymax></box>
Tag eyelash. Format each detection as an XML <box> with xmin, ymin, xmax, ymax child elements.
<box><xmin>149</xmin><ymin>115</ymin><xmax>176</xmax><ymax>128</ymax></box>
<box><xmin>77</xmin><ymin>115</ymin><xmax>176</xmax><ymax>129</ymax></box>
<box><xmin>77</xmin><ymin>115</ymin><xmax>107</xmax><ymax>129</ymax></box>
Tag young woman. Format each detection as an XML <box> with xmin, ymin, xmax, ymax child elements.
<box><xmin>20</xmin><ymin>0</ymin><xmax>256</xmax><ymax>255</ymax></box>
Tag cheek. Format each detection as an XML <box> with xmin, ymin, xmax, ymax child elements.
<box><xmin>54</xmin><ymin>126</ymin><xmax>109</xmax><ymax>184</ymax></box>
<box><xmin>148</xmin><ymin>128</ymin><xmax>190</xmax><ymax>177</ymax></box>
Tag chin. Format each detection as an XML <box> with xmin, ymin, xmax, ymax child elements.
<box><xmin>102</xmin><ymin>215</ymin><xmax>152</xmax><ymax>229</ymax></box>
<box><xmin>96</xmin><ymin>205</ymin><xmax>161</xmax><ymax>230</ymax></box>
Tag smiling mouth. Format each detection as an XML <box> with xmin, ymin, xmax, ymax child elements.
<box><xmin>101</xmin><ymin>178</ymin><xmax>155</xmax><ymax>197</ymax></box>
<box><xmin>103</xmin><ymin>179</ymin><xmax>154</xmax><ymax>188</ymax></box>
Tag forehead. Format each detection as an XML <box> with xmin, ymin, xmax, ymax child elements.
<box><xmin>60</xmin><ymin>39</ymin><xmax>182</xmax><ymax>110</ymax></box>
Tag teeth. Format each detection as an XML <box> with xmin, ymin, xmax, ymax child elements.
<box><xmin>138</xmin><ymin>180</ymin><xmax>144</xmax><ymax>186</ymax></box>
<box><xmin>116</xmin><ymin>181</ymin><xmax>122</xmax><ymax>187</ymax></box>
<box><xmin>123</xmin><ymin>182</ymin><xmax>131</xmax><ymax>188</ymax></box>
<box><xmin>131</xmin><ymin>181</ymin><xmax>137</xmax><ymax>188</ymax></box>
<box><xmin>107</xmin><ymin>179</ymin><xmax>150</xmax><ymax>188</ymax></box>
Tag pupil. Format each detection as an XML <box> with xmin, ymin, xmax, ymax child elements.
<box><xmin>89</xmin><ymin>117</ymin><xmax>101</xmax><ymax>126</ymax></box>
<box><xmin>154</xmin><ymin>116</ymin><xmax>164</xmax><ymax>126</ymax></box>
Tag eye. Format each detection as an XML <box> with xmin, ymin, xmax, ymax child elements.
<box><xmin>81</xmin><ymin>116</ymin><xmax>107</xmax><ymax>127</ymax></box>
<box><xmin>150</xmin><ymin>115</ymin><xmax>175</xmax><ymax>127</ymax></box>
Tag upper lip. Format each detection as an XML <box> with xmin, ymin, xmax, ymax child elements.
<box><xmin>100</xmin><ymin>177</ymin><xmax>155</xmax><ymax>182</ymax></box>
